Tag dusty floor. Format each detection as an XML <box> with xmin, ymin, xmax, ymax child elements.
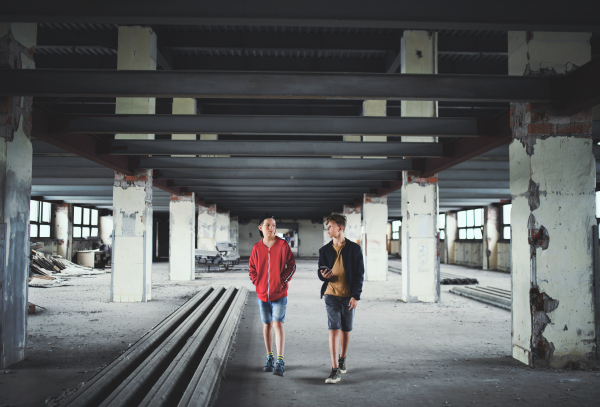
<box><xmin>1</xmin><ymin>258</ymin><xmax>599</xmax><ymax>407</ymax></box>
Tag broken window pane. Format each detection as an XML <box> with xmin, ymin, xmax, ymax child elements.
<box><xmin>74</xmin><ymin>206</ymin><xmax>82</xmax><ymax>225</ymax></box>
<box><xmin>83</xmin><ymin>208</ymin><xmax>90</xmax><ymax>225</ymax></box>
<box><xmin>459</xmin><ymin>229</ymin><xmax>466</xmax><ymax>239</ymax></box>
<box><xmin>30</xmin><ymin>224</ymin><xmax>38</xmax><ymax>238</ymax></box>
<box><xmin>42</xmin><ymin>202</ymin><xmax>52</xmax><ymax>223</ymax></box>
<box><xmin>74</xmin><ymin>226</ymin><xmax>82</xmax><ymax>238</ymax></box>
<box><xmin>91</xmin><ymin>209</ymin><xmax>99</xmax><ymax>226</ymax></box>
<box><xmin>457</xmin><ymin>211</ymin><xmax>466</xmax><ymax>227</ymax></box>
<box><xmin>30</xmin><ymin>201</ymin><xmax>39</xmax><ymax>222</ymax></box>
<box><xmin>40</xmin><ymin>224</ymin><xmax>51</xmax><ymax>238</ymax></box>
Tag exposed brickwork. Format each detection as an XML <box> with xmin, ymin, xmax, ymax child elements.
<box><xmin>170</xmin><ymin>192</ymin><xmax>194</xmax><ymax>202</ymax></box>
<box><xmin>405</xmin><ymin>170</ymin><xmax>438</xmax><ymax>185</ymax></box>
<box><xmin>510</xmin><ymin>102</ymin><xmax>593</xmax><ymax>155</ymax></box>
<box><xmin>0</xmin><ymin>29</ymin><xmax>34</xmax><ymax>141</ymax></box>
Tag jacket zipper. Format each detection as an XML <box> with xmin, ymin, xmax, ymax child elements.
<box><xmin>267</xmin><ymin>247</ymin><xmax>271</xmax><ymax>302</ymax></box>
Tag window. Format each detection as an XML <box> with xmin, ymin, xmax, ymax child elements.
<box><xmin>438</xmin><ymin>213</ymin><xmax>446</xmax><ymax>240</ymax></box>
<box><xmin>73</xmin><ymin>206</ymin><xmax>99</xmax><ymax>238</ymax></box>
<box><xmin>391</xmin><ymin>220</ymin><xmax>401</xmax><ymax>240</ymax></box>
<box><xmin>457</xmin><ymin>208</ymin><xmax>483</xmax><ymax>240</ymax></box>
<box><xmin>30</xmin><ymin>200</ymin><xmax>52</xmax><ymax>238</ymax></box>
<box><xmin>503</xmin><ymin>204</ymin><xmax>512</xmax><ymax>240</ymax></box>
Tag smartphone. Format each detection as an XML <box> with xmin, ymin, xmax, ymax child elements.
<box><xmin>319</xmin><ymin>266</ymin><xmax>330</xmax><ymax>273</ymax></box>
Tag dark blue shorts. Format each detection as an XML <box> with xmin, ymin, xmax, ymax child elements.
<box><xmin>324</xmin><ymin>295</ymin><xmax>354</xmax><ymax>332</ymax></box>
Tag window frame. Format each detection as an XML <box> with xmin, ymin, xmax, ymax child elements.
<box><xmin>391</xmin><ymin>220</ymin><xmax>401</xmax><ymax>240</ymax></box>
<box><xmin>438</xmin><ymin>213</ymin><xmax>446</xmax><ymax>241</ymax></box>
<box><xmin>73</xmin><ymin>205</ymin><xmax>99</xmax><ymax>239</ymax></box>
<box><xmin>29</xmin><ymin>200</ymin><xmax>53</xmax><ymax>238</ymax></box>
<box><xmin>456</xmin><ymin>208</ymin><xmax>484</xmax><ymax>241</ymax></box>
<box><xmin>502</xmin><ymin>203</ymin><xmax>512</xmax><ymax>241</ymax></box>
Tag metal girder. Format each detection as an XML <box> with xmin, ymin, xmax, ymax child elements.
<box><xmin>3</xmin><ymin>70</ymin><xmax>552</xmax><ymax>102</ymax></box>
<box><xmin>172</xmin><ymin>179</ymin><xmax>383</xmax><ymax>188</ymax></box>
<box><xmin>446</xmin><ymin>161</ymin><xmax>509</xmax><ymax>171</ymax></box>
<box><xmin>417</xmin><ymin>110</ymin><xmax>512</xmax><ymax>177</ymax></box>
<box><xmin>32</xmin><ymin>168</ymin><xmax>115</xmax><ymax>178</ymax></box>
<box><xmin>438</xmin><ymin>171</ymin><xmax>509</xmax><ymax>181</ymax></box>
<box><xmin>184</xmin><ymin>187</ymin><xmax>370</xmax><ymax>194</ymax></box>
<box><xmin>156</xmin><ymin>169</ymin><xmax>401</xmax><ymax>181</ymax></box>
<box><xmin>106</xmin><ymin>140</ymin><xmax>444</xmax><ymax>157</ymax></box>
<box><xmin>4</xmin><ymin>1</ymin><xmax>597</xmax><ymax>32</ymax></box>
<box><xmin>141</xmin><ymin>157</ymin><xmax>412</xmax><ymax>171</ymax></box>
<box><xmin>56</xmin><ymin>114</ymin><xmax>483</xmax><ymax>138</ymax></box>
<box><xmin>438</xmin><ymin>180</ymin><xmax>510</xmax><ymax>189</ymax></box>
<box><xmin>32</xmin><ymin>178</ymin><xmax>115</xmax><ymax>185</ymax></box>
<box><xmin>553</xmin><ymin>59</ymin><xmax>600</xmax><ymax>116</ymax></box>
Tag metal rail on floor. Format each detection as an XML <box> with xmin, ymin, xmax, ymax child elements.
<box><xmin>449</xmin><ymin>286</ymin><xmax>511</xmax><ymax>310</ymax></box>
<box><xmin>60</xmin><ymin>286</ymin><xmax>248</xmax><ymax>407</ymax></box>
<box><xmin>388</xmin><ymin>266</ymin><xmax>479</xmax><ymax>285</ymax></box>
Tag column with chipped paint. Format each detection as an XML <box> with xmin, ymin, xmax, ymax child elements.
<box><xmin>53</xmin><ymin>204</ymin><xmax>72</xmax><ymax>260</ymax></box>
<box><xmin>115</xmin><ymin>26</ymin><xmax>157</xmax><ymax>140</ymax></box>
<box><xmin>343</xmin><ymin>205</ymin><xmax>362</xmax><ymax>246</ymax></box>
<box><xmin>509</xmin><ymin>31</ymin><xmax>595</xmax><ymax>368</ymax></box>
<box><xmin>445</xmin><ymin>212</ymin><xmax>458</xmax><ymax>264</ymax></box>
<box><xmin>0</xmin><ymin>22</ymin><xmax>36</xmax><ymax>368</ymax></box>
<box><xmin>483</xmin><ymin>205</ymin><xmax>501</xmax><ymax>270</ymax></box>
<box><xmin>230</xmin><ymin>216</ymin><xmax>239</xmax><ymax>244</ymax></box>
<box><xmin>197</xmin><ymin>204</ymin><xmax>217</xmax><ymax>251</ymax></box>
<box><xmin>215</xmin><ymin>211</ymin><xmax>230</xmax><ymax>243</ymax></box>
<box><xmin>169</xmin><ymin>193</ymin><xmax>195</xmax><ymax>281</ymax></box>
<box><xmin>400</xmin><ymin>30</ymin><xmax>440</xmax><ymax>303</ymax></box>
<box><xmin>111</xmin><ymin>170</ymin><xmax>153</xmax><ymax>302</ymax></box>
<box><xmin>363</xmin><ymin>194</ymin><xmax>388</xmax><ymax>281</ymax></box>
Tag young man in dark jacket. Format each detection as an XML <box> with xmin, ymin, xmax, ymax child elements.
<box><xmin>318</xmin><ymin>214</ymin><xmax>365</xmax><ymax>384</ymax></box>
<box><xmin>249</xmin><ymin>214</ymin><xmax>296</xmax><ymax>377</ymax></box>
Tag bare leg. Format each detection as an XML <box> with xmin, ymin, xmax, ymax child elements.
<box><xmin>340</xmin><ymin>331</ymin><xmax>350</xmax><ymax>358</ymax></box>
<box><xmin>329</xmin><ymin>330</ymin><xmax>341</xmax><ymax>368</ymax></box>
<box><xmin>263</xmin><ymin>323</ymin><xmax>273</xmax><ymax>353</ymax></box>
<box><xmin>272</xmin><ymin>321</ymin><xmax>285</xmax><ymax>356</ymax></box>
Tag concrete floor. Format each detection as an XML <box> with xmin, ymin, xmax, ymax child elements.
<box><xmin>1</xmin><ymin>259</ymin><xmax>599</xmax><ymax>406</ymax></box>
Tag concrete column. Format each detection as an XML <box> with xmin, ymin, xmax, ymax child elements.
<box><xmin>363</xmin><ymin>194</ymin><xmax>388</xmax><ymax>281</ymax></box>
<box><xmin>53</xmin><ymin>204</ymin><xmax>72</xmax><ymax>259</ymax></box>
<box><xmin>230</xmin><ymin>216</ymin><xmax>239</xmax><ymax>244</ymax></box>
<box><xmin>197</xmin><ymin>204</ymin><xmax>217</xmax><ymax>251</ymax></box>
<box><xmin>509</xmin><ymin>31</ymin><xmax>595</xmax><ymax>368</ymax></box>
<box><xmin>343</xmin><ymin>205</ymin><xmax>362</xmax><ymax>245</ymax></box>
<box><xmin>0</xmin><ymin>22</ymin><xmax>36</xmax><ymax>369</ymax></box>
<box><xmin>99</xmin><ymin>214</ymin><xmax>113</xmax><ymax>245</ymax></box>
<box><xmin>483</xmin><ymin>205</ymin><xmax>501</xmax><ymax>270</ymax></box>
<box><xmin>169</xmin><ymin>193</ymin><xmax>195</xmax><ymax>281</ymax></box>
<box><xmin>445</xmin><ymin>212</ymin><xmax>458</xmax><ymax>264</ymax></box>
<box><xmin>215</xmin><ymin>211</ymin><xmax>230</xmax><ymax>243</ymax></box>
<box><xmin>400</xmin><ymin>30</ymin><xmax>440</xmax><ymax>303</ymax></box>
<box><xmin>111</xmin><ymin>170</ymin><xmax>153</xmax><ymax>302</ymax></box>
<box><xmin>115</xmin><ymin>26</ymin><xmax>157</xmax><ymax>140</ymax></box>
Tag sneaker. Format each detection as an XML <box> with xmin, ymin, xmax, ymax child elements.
<box><xmin>263</xmin><ymin>355</ymin><xmax>274</xmax><ymax>372</ymax></box>
<box><xmin>325</xmin><ymin>367</ymin><xmax>341</xmax><ymax>384</ymax></box>
<box><xmin>273</xmin><ymin>359</ymin><xmax>285</xmax><ymax>377</ymax></box>
<box><xmin>338</xmin><ymin>356</ymin><xmax>347</xmax><ymax>374</ymax></box>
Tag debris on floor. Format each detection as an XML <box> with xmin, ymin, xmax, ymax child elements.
<box><xmin>29</xmin><ymin>250</ymin><xmax>108</xmax><ymax>287</ymax></box>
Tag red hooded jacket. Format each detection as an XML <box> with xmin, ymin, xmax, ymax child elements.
<box><xmin>249</xmin><ymin>237</ymin><xmax>296</xmax><ymax>302</ymax></box>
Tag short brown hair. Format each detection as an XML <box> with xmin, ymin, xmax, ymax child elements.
<box><xmin>326</xmin><ymin>214</ymin><xmax>347</xmax><ymax>229</ymax></box>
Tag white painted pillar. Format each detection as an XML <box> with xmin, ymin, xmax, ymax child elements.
<box><xmin>483</xmin><ymin>205</ymin><xmax>501</xmax><ymax>270</ymax></box>
<box><xmin>363</xmin><ymin>194</ymin><xmax>388</xmax><ymax>281</ymax></box>
<box><xmin>0</xmin><ymin>22</ymin><xmax>36</xmax><ymax>369</ymax></box>
<box><xmin>400</xmin><ymin>30</ymin><xmax>439</xmax><ymax>303</ymax></box>
<box><xmin>509</xmin><ymin>32</ymin><xmax>595</xmax><ymax>368</ymax></box>
<box><xmin>197</xmin><ymin>204</ymin><xmax>217</xmax><ymax>251</ymax></box>
<box><xmin>445</xmin><ymin>212</ymin><xmax>458</xmax><ymax>264</ymax></box>
<box><xmin>115</xmin><ymin>26</ymin><xmax>157</xmax><ymax>140</ymax></box>
<box><xmin>343</xmin><ymin>205</ymin><xmax>362</xmax><ymax>245</ymax></box>
<box><xmin>99</xmin><ymin>214</ymin><xmax>113</xmax><ymax>245</ymax></box>
<box><xmin>215</xmin><ymin>211</ymin><xmax>230</xmax><ymax>243</ymax></box>
<box><xmin>53</xmin><ymin>204</ymin><xmax>72</xmax><ymax>259</ymax></box>
<box><xmin>230</xmin><ymin>216</ymin><xmax>239</xmax><ymax>244</ymax></box>
<box><xmin>169</xmin><ymin>193</ymin><xmax>195</xmax><ymax>281</ymax></box>
<box><xmin>111</xmin><ymin>170</ymin><xmax>153</xmax><ymax>302</ymax></box>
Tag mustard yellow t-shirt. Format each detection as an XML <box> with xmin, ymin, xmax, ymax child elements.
<box><xmin>324</xmin><ymin>242</ymin><xmax>351</xmax><ymax>297</ymax></box>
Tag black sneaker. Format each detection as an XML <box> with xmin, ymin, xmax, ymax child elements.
<box><xmin>325</xmin><ymin>367</ymin><xmax>341</xmax><ymax>383</ymax></box>
<box><xmin>263</xmin><ymin>355</ymin><xmax>274</xmax><ymax>372</ymax></box>
<box><xmin>273</xmin><ymin>359</ymin><xmax>285</xmax><ymax>377</ymax></box>
<box><xmin>338</xmin><ymin>356</ymin><xmax>347</xmax><ymax>374</ymax></box>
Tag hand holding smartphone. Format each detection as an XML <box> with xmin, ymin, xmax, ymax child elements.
<box><xmin>319</xmin><ymin>266</ymin><xmax>333</xmax><ymax>279</ymax></box>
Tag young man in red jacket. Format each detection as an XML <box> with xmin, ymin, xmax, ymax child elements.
<box><xmin>249</xmin><ymin>214</ymin><xmax>296</xmax><ymax>377</ymax></box>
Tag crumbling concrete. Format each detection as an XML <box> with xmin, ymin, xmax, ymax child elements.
<box><xmin>111</xmin><ymin>170</ymin><xmax>153</xmax><ymax>302</ymax></box>
<box><xmin>169</xmin><ymin>193</ymin><xmax>195</xmax><ymax>281</ymax></box>
<box><xmin>0</xmin><ymin>22</ymin><xmax>36</xmax><ymax>369</ymax></box>
<box><xmin>215</xmin><ymin>211</ymin><xmax>230</xmax><ymax>243</ymax></box>
<box><xmin>197</xmin><ymin>204</ymin><xmax>217</xmax><ymax>251</ymax></box>
<box><xmin>343</xmin><ymin>205</ymin><xmax>362</xmax><ymax>245</ymax></box>
<box><xmin>363</xmin><ymin>194</ymin><xmax>388</xmax><ymax>281</ymax></box>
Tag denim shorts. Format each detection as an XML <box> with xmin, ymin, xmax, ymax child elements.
<box><xmin>257</xmin><ymin>296</ymin><xmax>287</xmax><ymax>324</ymax></box>
<box><xmin>324</xmin><ymin>295</ymin><xmax>354</xmax><ymax>332</ymax></box>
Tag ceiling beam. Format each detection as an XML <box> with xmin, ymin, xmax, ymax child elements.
<box><xmin>4</xmin><ymin>70</ymin><xmax>551</xmax><ymax>102</ymax></box>
<box><xmin>106</xmin><ymin>139</ymin><xmax>445</xmax><ymax>158</ymax></box>
<box><xmin>552</xmin><ymin>58</ymin><xmax>600</xmax><ymax>116</ymax></box>
<box><xmin>51</xmin><ymin>114</ymin><xmax>485</xmax><ymax>138</ymax></box>
<box><xmin>5</xmin><ymin>1</ymin><xmax>597</xmax><ymax>32</ymax></box>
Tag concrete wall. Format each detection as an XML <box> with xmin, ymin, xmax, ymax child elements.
<box><xmin>298</xmin><ymin>219</ymin><xmax>321</xmax><ymax>257</ymax></box>
<box><xmin>497</xmin><ymin>242</ymin><xmax>510</xmax><ymax>272</ymax></box>
<box><xmin>239</xmin><ymin>219</ymin><xmax>259</xmax><ymax>257</ymax></box>
<box><xmin>454</xmin><ymin>241</ymin><xmax>483</xmax><ymax>268</ymax></box>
